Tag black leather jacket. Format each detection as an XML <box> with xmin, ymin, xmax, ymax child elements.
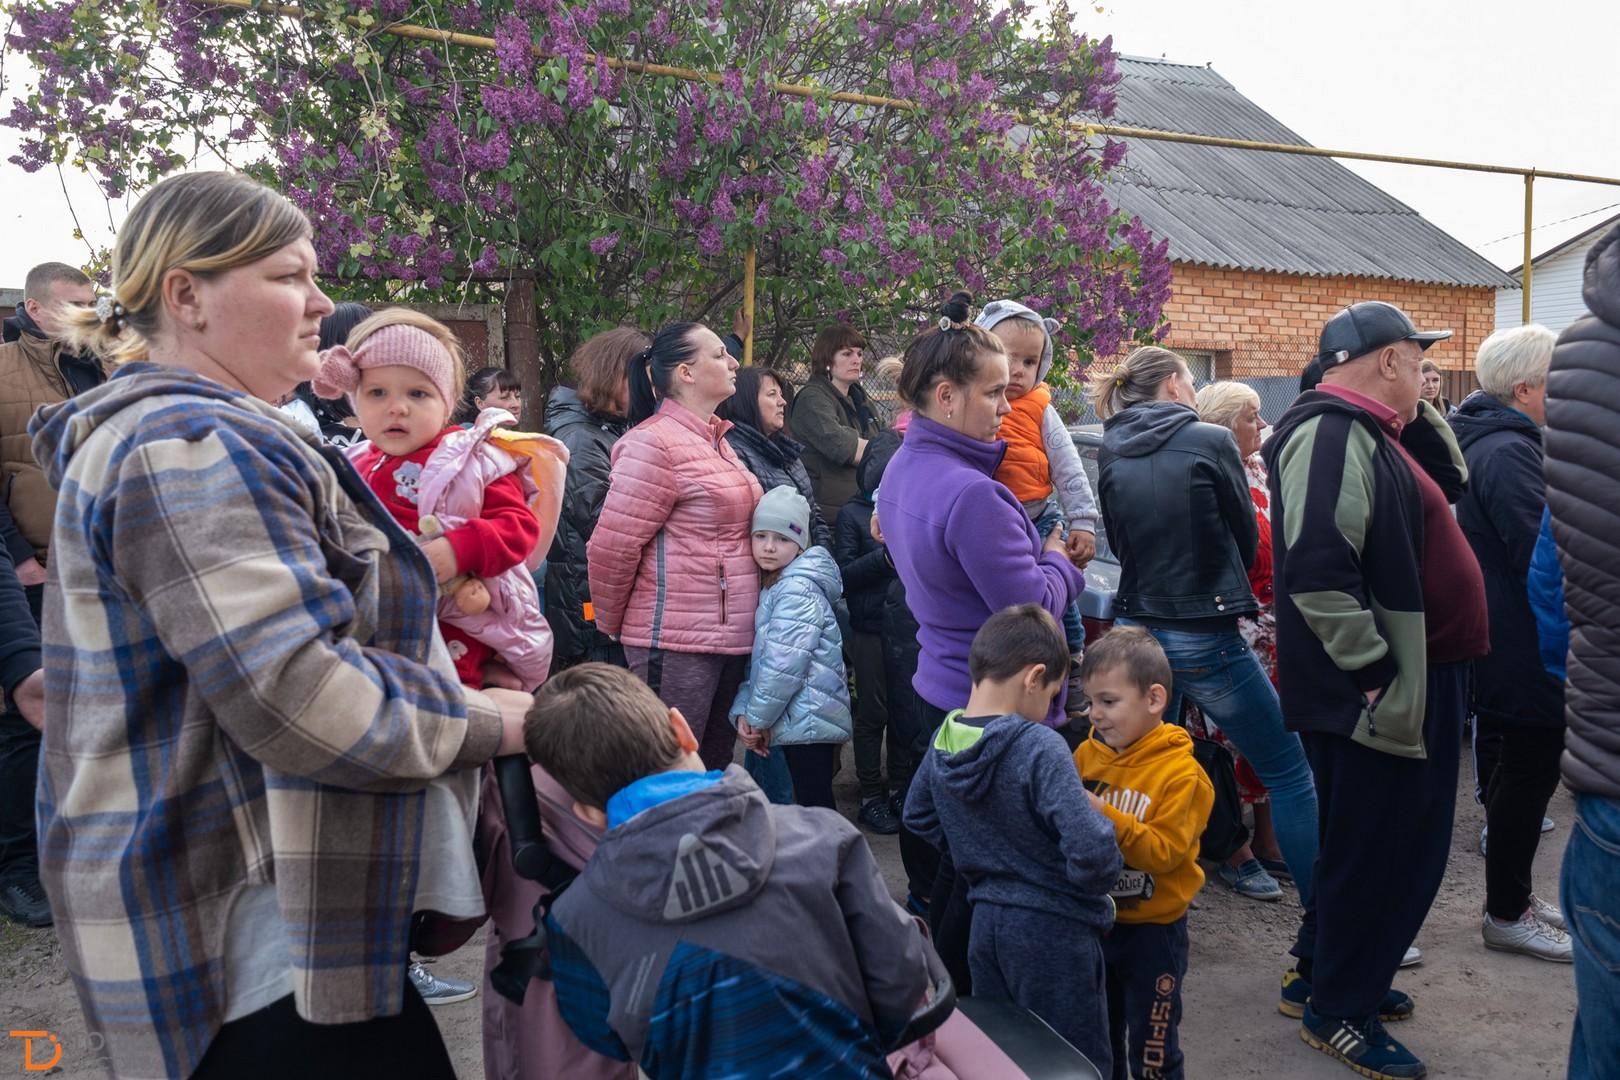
<box><xmin>543</xmin><ymin>387</ymin><xmax>628</xmax><ymax>663</ymax></box>
<box><xmin>1097</xmin><ymin>401</ymin><xmax>1259</xmax><ymax>624</ymax></box>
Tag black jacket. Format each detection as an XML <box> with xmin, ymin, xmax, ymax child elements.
<box><xmin>723</xmin><ymin>421</ymin><xmax>833</xmax><ymax>549</ymax></box>
<box><xmin>835</xmin><ymin>431</ymin><xmax>902</xmax><ymax>634</ymax></box>
<box><xmin>1098</xmin><ymin>401</ymin><xmax>1258</xmax><ymax>625</ymax></box>
<box><xmin>0</xmin><ymin>536</ymin><xmax>40</xmax><ymax>698</ymax></box>
<box><xmin>543</xmin><ymin>387</ymin><xmax>628</xmax><ymax>663</ymax></box>
<box><xmin>1451</xmin><ymin>392</ymin><xmax>1563</xmax><ymax>729</ymax></box>
<box><xmin>1263</xmin><ymin>391</ymin><xmax>1472</xmax><ymax>757</ymax></box>
<box><xmin>1545</xmin><ymin>221</ymin><xmax>1620</xmax><ymax>796</ymax></box>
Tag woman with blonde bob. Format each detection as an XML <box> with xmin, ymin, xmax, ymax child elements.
<box><xmin>31</xmin><ymin>171</ymin><xmax>532</xmax><ymax>1079</ymax></box>
<box><xmin>1092</xmin><ymin>348</ymin><xmax>1320</xmax><ymax>907</ymax></box>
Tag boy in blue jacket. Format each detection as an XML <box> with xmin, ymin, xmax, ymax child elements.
<box><xmin>526</xmin><ymin>662</ymin><xmax>935</xmax><ymax>1079</ymax></box>
<box><xmin>904</xmin><ymin>604</ymin><xmax>1122</xmax><ymax>1073</ymax></box>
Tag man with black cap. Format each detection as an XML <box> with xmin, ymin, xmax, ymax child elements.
<box><xmin>1262</xmin><ymin>301</ymin><xmax>1488</xmax><ymax>1079</ymax></box>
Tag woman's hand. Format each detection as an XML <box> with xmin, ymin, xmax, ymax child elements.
<box><xmin>421</xmin><ymin>536</ymin><xmax>459</xmax><ymax>584</ymax></box>
<box><xmin>485</xmin><ymin>687</ymin><xmax>534</xmax><ymax>756</ymax></box>
<box><xmin>1042</xmin><ymin>523</ymin><xmax>1066</xmax><ymax>556</ymax></box>
<box><xmin>12</xmin><ymin>669</ymin><xmax>44</xmax><ymax>730</ymax></box>
<box><xmin>481</xmin><ymin>659</ymin><xmax>525</xmax><ymax>691</ymax></box>
<box><xmin>1066</xmin><ymin>529</ymin><xmax>1096</xmax><ymax>568</ymax></box>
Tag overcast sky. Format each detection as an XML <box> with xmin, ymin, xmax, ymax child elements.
<box><xmin>4</xmin><ymin>0</ymin><xmax>1619</xmax><ymax>287</ymax></box>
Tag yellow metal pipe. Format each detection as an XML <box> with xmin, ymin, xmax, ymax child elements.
<box><xmin>196</xmin><ymin>0</ymin><xmax>1620</xmax><ymax>190</ymax></box>
<box><xmin>1523</xmin><ymin>172</ymin><xmax>1535</xmax><ymax>324</ymax></box>
<box><xmin>742</xmin><ymin>244</ymin><xmax>757</xmax><ymax>366</ymax></box>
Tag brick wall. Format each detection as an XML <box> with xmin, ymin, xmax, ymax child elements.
<box><xmin>1159</xmin><ymin>263</ymin><xmax>1495</xmax><ymax>385</ymax></box>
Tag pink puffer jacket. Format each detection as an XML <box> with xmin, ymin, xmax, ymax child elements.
<box><xmin>587</xmin><ymin>399</ymin><xmax>763</xmax><ymax>654</ymax></box>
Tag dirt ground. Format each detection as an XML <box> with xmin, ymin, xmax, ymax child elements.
<box><xmin>1</xmin><ymin>743</ymin><xmax>1578</xmax><ymax>1079</ymax></box>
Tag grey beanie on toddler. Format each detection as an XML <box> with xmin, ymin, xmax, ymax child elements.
<box><xmin>753</xmin><ymin>485</ymin><xmax>811</xmax><ymax>547</ymax></box>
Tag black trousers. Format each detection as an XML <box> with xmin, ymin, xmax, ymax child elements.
<box><xmin>895</xmin><ymin>696</ymin><xmax>948</xmax><ymax>901</ymax></box>
<box><xmin>781</xmin><ymin>743</ymin><xmax>838</xmax><ymax>809</ymax></box>
<box><xmin>1291</xmin><ymin>661</ymin><xmax>1469</xmax><ymax>1020</ymax></box>
<box><xmin>1479</xmin><ymin>718</ymin><xmax>1565</xmax><ymax>921</ymax></box>
<box><xmin>0</xmin><ymin>583</ymin><xmax>42</xmax><ymax>887</ymax></box>
<box><xmin>927</xmin><ymin>847</ymin><xmax>974</xmax><ymax>996</ymax></box>
<box><xmin>191</xmin><ymin>982</ymin><xmax>455</xmax><ymax>1079</ymax></box>
<box><xmin>850</xmin><ymin>630</ymin><xmax>893</xmax><ymax>802</ymax></box>
<box><xmin>1105</xmin><ymin>918</ymin><xmax>1189</xmax><ymax>1080</ymax></box>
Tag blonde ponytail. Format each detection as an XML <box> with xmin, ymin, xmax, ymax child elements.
<box><xmin>1089</xmin><ymin>346</ymin><xmax>1189</xmax><ymax>420</ymax></box>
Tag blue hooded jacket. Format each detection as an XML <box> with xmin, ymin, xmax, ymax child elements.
<box><xmin>730</xmin><ymin>544</ymin><xmax>852</xmax><ymax>746</ymax></box>
<box><xmin>1528</xmin><ymin>506</ymin><xmax>1569</xmax><ymax>680</ymax></box>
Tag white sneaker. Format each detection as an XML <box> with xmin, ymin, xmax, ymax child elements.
<box><xmin>1482</xmin><ymin>913</ymin><xmax>1573</xmax><ymax>963</ymax></box>
<box><xmin>408</xmin><ymin>959</ymin><xmax>478</xmax><ymax>1004</ymax></box>
<box><xmin>1399</xmin><ymin>945</ymin><xmax>1422</xmax><ymax>968</ymax></box>
<box><xmin>1529</xmin><ymin>893</ymin><xmax>1566</xmax><ymax>931</ymax></box>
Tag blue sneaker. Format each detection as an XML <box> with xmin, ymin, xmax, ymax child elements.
<box><xmin>1300</xmin><ymin>1005</ymin><xmax>1426</xmax><ymax>1079</ymax></box>
<box><xmin>1278</xmin><ymin>969</ymin><xmax>1414</xmax><ymax>1022</ymax></box>
<box><xmin>1219</xmin><ymin>859</ymin><xmax>1283</xmax><ymax>902</ymax></box>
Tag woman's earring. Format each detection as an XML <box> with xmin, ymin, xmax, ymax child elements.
<box><xmin>193</xmin><ymin>318</ymin><xmax>206</xmax><ymax>331</ymax></box>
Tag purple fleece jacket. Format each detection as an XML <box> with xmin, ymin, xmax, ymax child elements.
<box><xmin>878</xmin><ymin>413</ymin><xmax>1085</xmax><ymax>725</ymax></box>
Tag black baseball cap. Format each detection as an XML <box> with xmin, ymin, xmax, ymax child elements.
<box><xmin>1315</xmin><ymin>302</ymin><xmax>1451</xmax><ymax>368</ymax></box>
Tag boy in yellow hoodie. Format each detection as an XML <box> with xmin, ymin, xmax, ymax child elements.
<box><xmin>1074</xmin><ymin>627</ymin><xmax>1213</xmax><ymax>1080</ymax></box>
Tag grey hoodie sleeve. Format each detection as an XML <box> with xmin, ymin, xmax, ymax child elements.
<box><xmin>1031</xmin><ymin>734</ymin><xmax>1122</xmax><ymax>896</ymax></box>
<box><xmin>835</xmin><ymin>828</ymin><xmax>933</xmax><ymax>1044</ymax></box>
<box><xmin>1041</xmin><ymin>405</ymin><xmax>1098</xmax><ymax>533</ymax></box>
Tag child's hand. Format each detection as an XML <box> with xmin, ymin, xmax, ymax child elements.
<box><xmin>1066</xmin><ymin>530</ymin><xmax>1096</xmax><ymax>568</ymax></box>
<box><xmin>482</xmin><ymin>659</ymin><xmax>525</xmax><ymax>691</ymax></box>
<box><xmin>421</xmin><ymin>535</ymin><xmax>459</xmax><ymax>583</ymax></box>
<box><xmin>870</xmin><ymin>509</ymin><xmax>885</xmax><ymax>546</ymax></box>
<box><xmin>1086</xmin><ymin>790</ymin><xmax>1109</xmax><ymax>814</ymax></box>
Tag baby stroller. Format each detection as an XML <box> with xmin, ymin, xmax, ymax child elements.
<box><xmin>489</xmin><ymin>756</ymin><xmax>1103</xmax><ymax>1079</ymax></box>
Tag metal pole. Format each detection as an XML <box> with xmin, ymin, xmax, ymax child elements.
<box><xmin>742</xmin><ymin>245</ymin><xmax>757</xmax><ymax>365</ymax></box>
<box><xmin>1522</xmin><ymin>172</ymin><xmax>1535</xmax><ymax>325</ymax></box>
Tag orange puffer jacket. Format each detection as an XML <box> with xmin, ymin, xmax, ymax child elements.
<box><xmin>587</xmin><ymin>399</ymin><xmax>764</xmax><ymax>654</ymax></box>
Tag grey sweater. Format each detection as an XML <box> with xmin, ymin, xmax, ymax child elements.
<box><xmin>904</xmin><ymin>712</ymin><xmax>1121</xmax><ymax>930</ymax></box>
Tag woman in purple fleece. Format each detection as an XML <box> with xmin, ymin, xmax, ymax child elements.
<box><xmin>877</xmin><ymin>293</ymin><xmax>1086</xmax><ymax>985</ymax></box>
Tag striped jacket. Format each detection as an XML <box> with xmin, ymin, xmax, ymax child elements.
<box><xmin>28</xmin><ymin>365</ymin><xmax>502</xmax><ymax>1079</ymax></box>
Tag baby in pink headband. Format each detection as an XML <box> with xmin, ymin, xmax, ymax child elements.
<box><xmin>315</xmin><ymin>308</ymin><xmax>555</xmax><ymax>691</ymax></box>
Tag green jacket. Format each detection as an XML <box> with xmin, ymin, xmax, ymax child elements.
<box><xmin>788</xmin><ymin>374</ymin><xmax>879</xmax><ymax>521</ymax></box>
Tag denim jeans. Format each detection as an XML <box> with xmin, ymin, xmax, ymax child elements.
<box><xmin>1032</xmin><ymin>503</ymin><xmax>1086</xmax><ymax>653</ymax></box>
<box><xmin>1124</xmin><ymin>622</ymin><xmax>1319</xmax><ymax>904</ymax></box>
<box><xmin>1563</xmin><ymin>793</ymin><xmax>1620</xmax><ymax>1080</ymax></box>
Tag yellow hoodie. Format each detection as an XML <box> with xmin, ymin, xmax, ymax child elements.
<box><xmin>1073</xmin><ymin>723</ymin><xmax>1213</xmax><ymax>925</ymax></box>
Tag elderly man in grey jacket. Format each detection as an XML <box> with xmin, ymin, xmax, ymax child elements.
<box><xmin>1543</xmin><ymin>219</ymin><xmax>1620</xmax><ymax>1080</ymax></box>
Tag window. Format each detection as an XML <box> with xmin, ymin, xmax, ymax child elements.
<box><xmin>1180</xmin><ymin>350</ymin><xmax>1217</xmax><ymax>387</ymax></box>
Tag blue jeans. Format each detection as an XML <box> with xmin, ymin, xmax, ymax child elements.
<box><xmin>744</xmin><ymin>748</ymin><xmax>794</xmax><ymax>804</ymax></box>
<box><xmin>1124</xmin><ymin>622</ymin><xmax>1319</xmax><ymax>905</ymax></box>
<box><xmin>1033</xmin><ymin>504</ymin><xmax>1086</xmax><ymax>654</ymax></box>
<box><xmin>1564</xmin><ymin>793</ymin><xmax>1620</xmax><ymax>1080</ymax></box>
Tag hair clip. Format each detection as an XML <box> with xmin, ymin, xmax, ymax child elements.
<box><xmin>94</xmin><ymin>294</ymin><xmax>125</xmax><ymax>327</ymax></box>
<box><xmin>938</xmin><ymin>316</ymin><xmax>953</xmax><ymax>333</ymax></box>
<box><xmin>1115</xmin><ymin>377</ymin><xmax>1123</xmax><ymax>387</ymax></box>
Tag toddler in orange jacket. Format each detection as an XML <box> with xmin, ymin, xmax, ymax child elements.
<box><xmin>1074</xmin><ymin>627</ymin><xmax>1213</xmax><ymax>1080</ymax></box>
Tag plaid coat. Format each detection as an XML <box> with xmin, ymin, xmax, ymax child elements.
<box><xmin>28</xmin><ymin>365</ymin><xmax>503</xmax><ymax>1078</ymax></box>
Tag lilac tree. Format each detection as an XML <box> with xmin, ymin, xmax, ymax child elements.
<box><xmin>3</xmin><ymin>0</ymin><xmax>1171</xmax><ymax>395</ymax></box>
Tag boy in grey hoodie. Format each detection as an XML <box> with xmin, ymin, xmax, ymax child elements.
<box><xmin>524</xmin><ymin>663</ymin><xmax>936</xmax><ymax>1079</ymax></box>
<box><xmin>904</xmin><ymin>604</ymin><xmax>1123</xmax><ymax>1073</ymax></box>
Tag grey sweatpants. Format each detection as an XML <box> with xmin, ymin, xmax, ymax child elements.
<box><xmin>969</xmin><ymin>902</ymin><xmax>1112</xmax><ymax>1077</ymax></box>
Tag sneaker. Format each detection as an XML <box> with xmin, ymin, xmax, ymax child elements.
<box><xmin>1257</xmin><ymin>855</ymin><xmax>1293</xmax><ymax>882</ymax></box>
<box><xmin>1065</xmin><ymin>656</ymin><xmax>1090</xmax><ymax>721</ymax></box>
<box><xmin>408</xmin><ymin>959</ymin><xmax>478</xmax><ymax>1005</ymax></box>
<box><xmin>1399</xmin><ymin>946</ymin><xmax>1422</xmax><ymax>968</ymax></box>
<box><xmin>0</xmin><ymin>877</ymin><xmax>52</xmax><ymax>928</ymax></box>
<box><xmin>1478</xmin><ymin>826</ymin><xmax>1486</xmax><ymax>857</ymax></box>
<box><xmin>858</xmin><ymin>796</ymin><xmax>901</xmax><ymax>836</ymax></box>
<box><xmin>1300</xmin><ymin>1005</ymin><xmax>1427</xmax><ymax>1079</ymax></box>
<box><xmin>1219</xmin><ymin>859</ymin><xmax>1283</xmax><ymax>902</ymax></box>
<box><xmin>1482</xmin><ymin>912</ymin><xmax>1573</xmax><ymax>962</ymax></box>
<box><xmin>1529</xmin><ymin>892</ymin><xmax>1565</xmax><ymax>931</ymax></box>
<box><xmin>904</xmin><ymin>892</ymin><xmax>930</xmax><ymax>917</ymax></box>
<box><xmin>1279</xmin><ymin>969</ymin><xmax>1414</xmax><ymax>1022</ymax></box>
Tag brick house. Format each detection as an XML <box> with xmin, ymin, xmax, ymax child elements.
<box><xmin>1104</xmin><ymin>57</ymin><xmax>1515</xmax><ymax>416</ymax></box>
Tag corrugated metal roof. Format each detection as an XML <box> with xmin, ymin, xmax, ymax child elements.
<box><xmin>1104</xmin><ymin>57</ymin><xmax>1517</xmax><ymax>288</ymax></box>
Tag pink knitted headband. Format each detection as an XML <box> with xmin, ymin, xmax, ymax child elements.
<box><xmin>312</xmin><ymin>323</ymin><xmax>458</xmax><ymax>408</ymax></box>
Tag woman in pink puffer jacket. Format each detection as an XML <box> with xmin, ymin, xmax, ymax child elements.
<box><xmin>587</xmin><ymin>322</ymin><xmax>763</xmax><ymax>769</ymax></box>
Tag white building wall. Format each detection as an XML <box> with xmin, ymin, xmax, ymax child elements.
<box><xmin>1496</xmin><ymin>232</ymin><xmax>1603</xmax><ymax>335</ymax></box>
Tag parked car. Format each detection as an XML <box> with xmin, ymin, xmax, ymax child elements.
<box><xmin>1069</xmin><ymin>425</ymin><xmax>1119</xmax><ymax>644</ymax></box>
